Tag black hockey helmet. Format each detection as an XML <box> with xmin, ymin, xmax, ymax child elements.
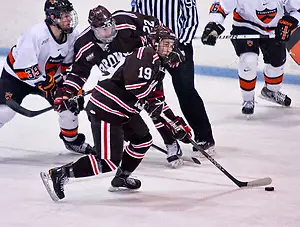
<box><xmin>88</xmin><ymin>5</ymin><xmax>118</xmax><ymax>43</ymax></box>
<box><xmin>44</xmin><ymin>0</ymin><xmax>78</xmax><ymax>33</ymax></box>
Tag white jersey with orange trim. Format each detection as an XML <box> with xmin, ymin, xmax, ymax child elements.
<box><xmin>3</xmin><ymin>22</ymin><xmax>79</xmax><ymax>87</ymax></box>
<box><xmin>208</xmin><ymin>0</ymin><xmax>300</xmax><ymax>35</ymax></box>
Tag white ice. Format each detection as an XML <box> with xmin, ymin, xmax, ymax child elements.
<box><xmin>0</xmin><ymin>57</ymin><xmax>300</xmax><ymax>227</ymax></box>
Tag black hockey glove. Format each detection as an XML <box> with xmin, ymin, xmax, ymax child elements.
<box><xmin>36</xmin><ymin>74</ymin><xmax>56</xmax><ymax>103</ymax></box>
<box><xmin>275</xmin><ymin>15</ymin><xmax>298</xmax><ymax>42</ymax></box>
<box><xmin>164</xmin><ymin>116</ymin><xmax>192</xmax><ymax>143</ymax></box>
<box><xmin>201</xmin><ymin>22</ymin><xmax>225</xmax><ymax>46</ymax></box>
<box><xmin>145</xmin><ymin>90</ymin><xmax>165</xmax><ymax>118</ymax></box>
<box><xmin>54</xmin><ymin>87</ymin><xmax>84</xmax><ymax>116</ymax></box>
<box><xmin>168</xmin><ymin>46</ymin><xmax>186</xmax><ymax>68</ymax></box>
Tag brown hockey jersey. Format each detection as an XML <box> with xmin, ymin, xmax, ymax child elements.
<box><xmin>63</xmin><ymin>10</ymin><xmax>161</xmax><ymax>94</ymax></box>
<box><xmin>86</xmin><ymin>46</ymin><xmax>165</xmax><ymax>124</ymax></box>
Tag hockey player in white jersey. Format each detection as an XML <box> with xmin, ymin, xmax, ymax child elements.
<box><xmin>201</xmin><ymin>0</ymin><xmax>300</xmax><ymax>115</ymax></box>
<box><xmin>0</xmin><ymin>0</ymin><xmax>93</xmax><ymax>154</ymax></box>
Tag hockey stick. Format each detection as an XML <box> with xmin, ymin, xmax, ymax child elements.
<box><xmin>6</xmin><ymin>90</ymin><xmax>92</xmax><ymax>118</ymax></box>
<box><xmin>188</xmin><ymin>138</ymin><xmax>272</xmax><ymax>188</ymax></box>
<box><xmin>194</xmin><ymin>34</ymin><xmax>275</xmax><ymax>40</ymax></box>
<box><xmin>151</xmin><ymin>143</ymin><xmax>201</xmax><ymax>165</ymax></box>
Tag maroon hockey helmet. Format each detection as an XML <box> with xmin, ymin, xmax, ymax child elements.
<box><xmin>149</xmin><ymin>25</ymin><xmax>180</xmax><ymax>64</ymax></box>
<box><xmin>148</xmin><ymin>25</ymin><xmax>177</xmax><ymax>43</ymax></box>
<box><xmin>88</xmin><ymin>5</ymin><xmax>118</xmax><ymax>43</ymax></box>
<box><xmin>44</xmin><ymin>0</ymin><xmax>78</xmax><ymax>33</ymax></box>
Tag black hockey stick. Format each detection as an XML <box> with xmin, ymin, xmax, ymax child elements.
<box><xmin>151</xmin><ymin>143</ymin><xmax>201</xmax><ymax>165</ymax></box>
<box><xmin>6</xmin><ymin>90</ymin><xmax>92</xmax><ymax>118</ymax></box>
<box><xmin>194</xmin><ymin>34</ymin><xmax>275</xmax><ymax>40</ymax></box>
<box><xmin>188</xmin><ymin>137</ymin><xmax>272</xmax><ymax>187</ymax></box>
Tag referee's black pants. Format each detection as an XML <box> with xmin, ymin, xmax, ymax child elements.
<box><xmin>166</xmin><ymin>43</ymin><xmax>214</xmax><ymax>143</ymax></box>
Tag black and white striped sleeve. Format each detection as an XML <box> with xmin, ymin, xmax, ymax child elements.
<box><xmin>179</xmin><ymin>0</ymin><xmax>199</xmax><ymax>45</ymax></box>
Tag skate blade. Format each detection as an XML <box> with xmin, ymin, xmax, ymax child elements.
<box><xmin>108</xmin><ymin>186</ymin><xmax>139</xmax><ymax>193</ymax></box>
<box><xmin>181</xmin><ymin>155</ymin><xmax>201</xmax><ymax>165</ymax></box>
<box><xmin>40</xmin><ymin>172</ymin><xmax>60</xmax><ymax>202</ymax></box>
<box><xmin>258</xmin><ymin>94</ymin><xmax>288</xmax><ymax>106</ymax></box>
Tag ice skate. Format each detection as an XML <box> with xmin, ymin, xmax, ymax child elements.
<box><xmin>193</xmin><ymin>135</ymin><xmax>215</xmax><ymax>156</ymax></box>
<box><xmin>260</xmin><ymin>86</ymin><xmax>291</xmax><ymax>107</ymax></box>
<box><xmin>108</xmin><ymin>167</ymin><xmax>141</xmax><ymax>192</ymax></box>
<box><xmin>60</xmin><ymin>133</ymin><xmax>95</xmax><ymax>155</ymax></box>
<box><xmin>40</xmin><ymin>167</ymin><xmax>69</xmax><ymax>201</ymax></box>
<box><xmin>166</xmin><ymin>140</ymin><xmax>184</xmax><ymax>168</ymax></box>
<box><xmin>242</xmin><ymin>100</ymin><xmax>255</xmax><ymax>119</ymax></box>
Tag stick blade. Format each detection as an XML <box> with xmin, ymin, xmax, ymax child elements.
<box><xmin>245</xmin><ymin>177</ymin><xmax>272</xmax><ymax>187</ymax></box>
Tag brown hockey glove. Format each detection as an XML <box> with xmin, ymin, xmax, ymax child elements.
<box><xmin>145</xmin><ymin>90</ymin><xmax>165</xmax><ymax>118</ymax></box>
<box><xmin>201</xmin><ymin>22</ymin><xmax>225</xmax><ymax>46</ymax></box>
<box><xmin>54</xmin><ymin>87</ymin><xmax>84</xmax><ymax>115</ymax></box>
<box><xmin>275</xmin><ymin>15</ymin><xmax>298</xmax><ymax>42</ymax></box>
<box><xmin>36</xmin><ymin>74</ymin><xmax>56</xmax><ymax>102</ymax></box>
<box><xmin>164</xmin><ymin>116</ymin><xmax>192</xmax><ymax>143</ymax></box>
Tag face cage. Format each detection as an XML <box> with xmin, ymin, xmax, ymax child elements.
<box><xmin>155</xmin><ymin>39</ymin><xmax>176</xmax><ymax>64</ymax></box>
<box><xmin>92</xmin><ymin>19</ymin><xmax>118</xmax><ymax>43</ymax></box>
<box><xmin>55</xmin><ymin>10</ymin><xmax>78</xmax><ymax>34</ymax></box>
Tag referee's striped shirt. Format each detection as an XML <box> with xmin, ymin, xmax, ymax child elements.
<box><xmin>131</xmin><ymin>0</ymin><xmax>199</xmax><ymax>45</ymax></box>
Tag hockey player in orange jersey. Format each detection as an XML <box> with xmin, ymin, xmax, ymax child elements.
<box><xmin>0</xmin><ymin>0</ymin><xmax>93</xmax><ymax>154</ymax></box>
<box><xmin>201</xmin><ymin>0</ymin><xmax>300</xmax><ymax>115</ymax></box>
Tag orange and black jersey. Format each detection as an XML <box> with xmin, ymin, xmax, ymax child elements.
<box><xmin>208</xmin><ymin>0</ymin><xmax>300</xmax><ymax>35</ymax></box>
<box><xmin>87</xmin><ymin>46</ymin><xmax>164</xmax><ymax>124</ymax></box>
<box><xmin>64</xmin><ymin>10</ymin><xmax>161</xmax><ymax>94</ymax></box>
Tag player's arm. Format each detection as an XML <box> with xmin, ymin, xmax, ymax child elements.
<box><xmin>62</xmin><ymin>39</ymin><xmax>95</xmax><ymax>95</ymax></box>
<box><xmin>274</xmin><ymin>0</ymin><xmax>300</xmax><ymax>42</ymax></box>
<box><xmin>10</xmin><ymin>32</ymin><xmax>42</xmax><ymax>86</ymax></box>
<box><xmin>201</xmin><ymin>0</ymin><xmax>235</xmax><ymax>45</ymax></box>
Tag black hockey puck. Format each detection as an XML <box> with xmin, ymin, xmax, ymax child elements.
<box><xmin>265</xmin><ymin>186</ymin><xmax>274</xmax><ymax>191</ymax></box>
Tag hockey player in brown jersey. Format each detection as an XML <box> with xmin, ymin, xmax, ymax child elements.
<box><xmin>53</xmin><ymin>5</ymin><xmax>188</xmax><ymax>168</ymax></box>
<box><xmin>40</xmin><ymin>25</ymin><xmax>190</xmax><ymax>201</ymax></box>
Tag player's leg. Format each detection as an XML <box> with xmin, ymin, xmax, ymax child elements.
<box><xmin>110</xmin><ymin>114</ymin><xmax>152</xmax><ymax>191</ymax></box>
<box><xmin>41</xmin><ymin>117</ymin><xmax>124</xmax><ymax>200</ymax></box>
<box><xmin>0</xmin><ymin>70</ymin><xmax>35</xmax><ymax>127</ymax></box>
<box><xmin>58</xmin><ymin>110</ymin><xmax>93</xmax><ymax>154</ymax></box>
<box><xmin>260</xmin><ymin>39</ymin><xmax>291</xmax><ymax>106</ymax></box>
<box><xmin>167</xmin><ymin>44</ymin><xmax>215</xmax><ymax>153</ymax></box>
<box><xmin>231</xmin><ymin>26</ymin><xmax>260</xmax><ymax>115</ymax></box>
<box><xmin>151</xmin><ymin>104</ymin><xmax>183</xmax><ymax>168</ymax></box>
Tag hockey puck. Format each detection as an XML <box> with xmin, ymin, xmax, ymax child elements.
<box><xmin>265</xmin><ymin>186</ymin><xmax>274</xmax><ymax>191</ymax></box>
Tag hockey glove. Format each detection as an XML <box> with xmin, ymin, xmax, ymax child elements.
<box><xmin>145</xmin><ymin>90</ymin><xmax>165</xmax><ymax>118</ymax></box>
<box><xmin>201</xmin><ymin>22</ymin><xmax>225</xmax><ymax>46</ymax></box>
<box><xmin>36</xmin><ymin>74</ymin><xmax>56</xmax><ymax>103</ymax></box>
<box><xmin>164</xmin><ymin>116</ymin><xmax>192</xmax><ymax>143</ymax></box>
<box><xmin>54</xmin><ymin>87</ymin><xmax>84</xmax><ymax>115</ymax></box>
<box><xmin>275</xmin><ymin>15</ymin><xmax>298</xmax><ymax>42</ymax></box>
<box><xmin>168</xmin><ymin>46</ymin><xmax>186</xmax><ymax>68</ymax></box>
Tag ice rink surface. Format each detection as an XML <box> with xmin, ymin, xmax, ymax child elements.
<box><xmin>0</xmin><ymin>55</ymin><xmax>300</xmax><ymax>227</ymax></box>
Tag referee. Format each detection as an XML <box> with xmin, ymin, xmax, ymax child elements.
<box><xmin>131</xmin><ymin>0</ymin><xmax>215</xmax><ymax>152</ymax></box>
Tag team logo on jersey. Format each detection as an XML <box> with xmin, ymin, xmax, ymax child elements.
<box><xmin>247</xmin><ymin>40</ymin><xmax>253</xmax><ymax>47</ymax></box>
<box><xmin>45</xmin><ymin>54</ymin><xmax>65</xmax><ymax>77</ymax></box>
<box><xmin>256</xmin><ymin>8</ymin><xmax>277</xmax><ymax>24</ymax></box>
<box><xmin>5</xmin><ymin>92</ymin><xmax>13</xmax><ymax>100</ymax></box>
<box><xmin>86</xmin><ymin>53</ymin><xmax>95</xmax><ymax>62</ymax></box>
